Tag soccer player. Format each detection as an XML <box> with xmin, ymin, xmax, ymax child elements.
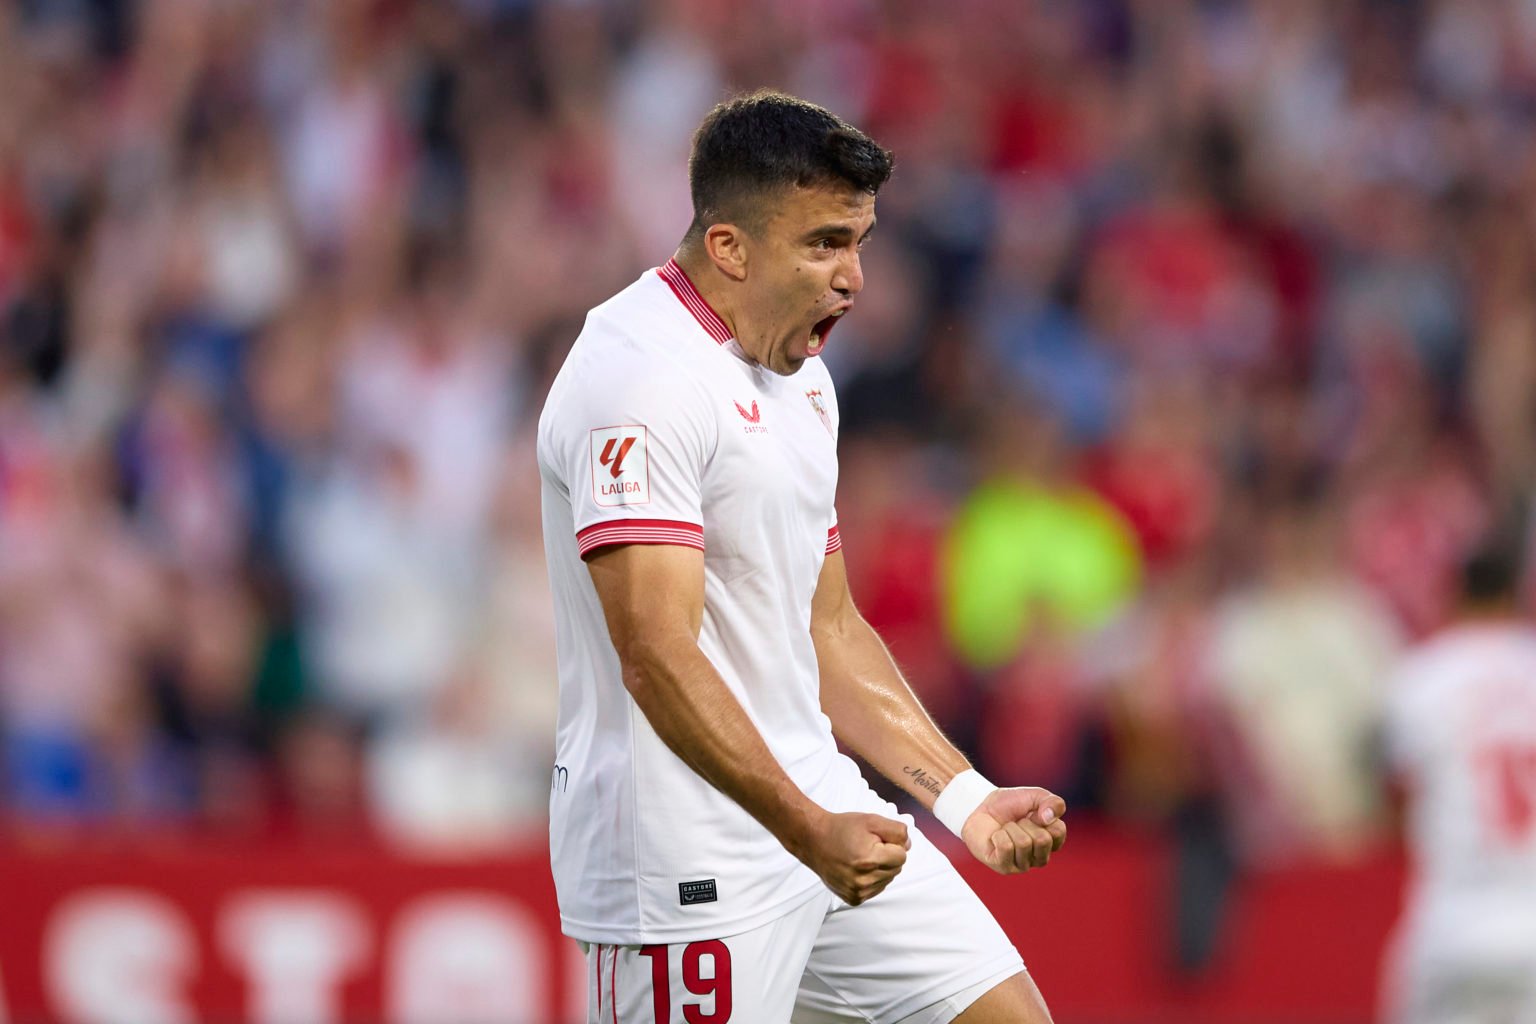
<box><xmin>1380</xmin><ymin>534</ymin><xmax>1536</xmax><ymax>1023</ymax></box>
<box><xmin>537</xmin><ymin>91</ymin><xmax>1067</xmax><ymax>1024</ymax></box>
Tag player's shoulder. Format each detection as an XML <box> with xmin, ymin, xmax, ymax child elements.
<box><xmin>1392</xmin><ymin>623</ymin><xmax>1536</xmax><ymax>707</ymax></box>
<box><xmin>1413</xmin><ymin>623</ymin><xmax>1536</xmax><ymax>667</ymax></box>
<box><xmin>1390</xmin><ymin>631</ymin><xmax>1465</xmax><ymax>695</ymax></box>
<box><xmin>538</xmin><ymin>273</ymin><xmax>721</xmax><ymax>460</ymax></box>
<box><xmin>546</xmin><ymin>274</ymin><xmax>709</xmax><ymax>400</ymax></box>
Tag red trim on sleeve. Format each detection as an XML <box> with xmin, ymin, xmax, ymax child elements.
<box><xmin>577</xmin><ymin>519</ymin><xmax>706</xmax><ymax>559</ymax></box>
<box><xmin>826</xmin><ymin>526</ymin><xmax>842</xmax><ymax>555</ymax></box>
<box><xmin>657</xmin><ymin>260</ymin><xmax>733</xmax><ymax>344</ymax></box>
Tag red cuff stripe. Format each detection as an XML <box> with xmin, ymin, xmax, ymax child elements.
<box><xmin>577</xmin><ymin>519</ymin><xmax>705</xmax><ymax>557</ymax></box>
<box><xmin>826</xmin><ymin>526</ymin><xmax>842</xmax><ymax>555</ymax></box>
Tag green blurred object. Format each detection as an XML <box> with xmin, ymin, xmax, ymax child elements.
<box><xmin>942</xmin><ymin>477</ymin><xmax>1142</xmax><ymax>668</ymax></box>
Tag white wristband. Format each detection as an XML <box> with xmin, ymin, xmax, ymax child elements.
<box><xmin>932</xmin><ymin>769</ymin><xmax>997</xmax><ymax>838</ymax></box>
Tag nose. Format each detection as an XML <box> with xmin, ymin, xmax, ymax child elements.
<box><xmin>833</xmin><ymin>250</ymin><xmax>864</xmax><ymax>298</ymax></box>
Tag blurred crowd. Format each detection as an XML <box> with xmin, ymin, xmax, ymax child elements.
<box><xmin>1</xmin><ymin>0</ymin><xmax>1533</xmax><ymax>881</ymax></box>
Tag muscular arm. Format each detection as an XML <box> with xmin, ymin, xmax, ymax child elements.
<box><xmin>586</xmin><ymin>542</ymin><xmax>908</xmax><ymax>904</ymax></box>
<box><xmin>811</xmin><ymin>550</ymin><xmax>1067</xmax><ymax>872</ymax></box>
<box><xmin>810</xmin><ymin>550</ymin><xmax>971</xmax><ymax>807</ymax></box>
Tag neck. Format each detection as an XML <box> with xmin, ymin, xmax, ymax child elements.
<box><xmin>673</xmin><ymin>248</ymin><xmax>743</xmax><ymax>344</ymax></box>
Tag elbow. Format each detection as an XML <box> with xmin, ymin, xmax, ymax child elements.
<box><xmin>812</xmin><ymin>605</ymin><xmax>864</xmax><ymax>649</ymax></box>
<box><xmin>618</xmin><ymin>657</ymin><xmax>655</xmax><ymax>705</ymax></box>
<box><xmin>612</xmin><ymin>633</ymin><xmax>679</xmax><ymax>705</ymax></box>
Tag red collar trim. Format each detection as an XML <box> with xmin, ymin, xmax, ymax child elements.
<box><xmin>657</xmin><ymin>259</ymin><xmax>733</xmax><ymax>345</ymax></box>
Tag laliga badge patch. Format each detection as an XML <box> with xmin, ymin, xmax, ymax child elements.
<box><xmin>590</xmin><ymin>425</ymin><xmax>650</xmax><ymax>507</ymax></box>
<box><xmin>806</xmin><ymin>389</ymin><xmax>833</xmax><ymax>436</ymax></box>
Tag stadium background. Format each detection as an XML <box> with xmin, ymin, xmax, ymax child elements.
<box><xmin>0</xmin><ymin>0</ymin><xmax>1532</xmax><ymax>1021</ymax></box>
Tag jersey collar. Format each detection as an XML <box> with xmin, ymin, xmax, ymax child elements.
<box><xmin>657</xmin><ymin>259</ymin><xmax>733</xmax><ymax>345</ymax></box>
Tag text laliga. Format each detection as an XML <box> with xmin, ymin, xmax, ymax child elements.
<box><xmin>600</xmin><ymin>480</ymin><xmax>643</xmax><ymax>496</ymax></box>
<box><xmin>27</xmin><ymin>888</ymin><xmax>581</xmax><ymax>1024</ymax></box>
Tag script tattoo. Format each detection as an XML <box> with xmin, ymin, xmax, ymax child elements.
<box><xmin>903</xmin><ymin>766</ymin><xmax>943</xmax><ymax>796</ymax></box>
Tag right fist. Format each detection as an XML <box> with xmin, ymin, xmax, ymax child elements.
<box><xmin>805</xmin><ymin>812</ymin><xmax>910</xmax><ymax>906</ymax></box>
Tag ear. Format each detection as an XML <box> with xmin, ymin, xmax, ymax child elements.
<box><xmin>703</xmin><ymin>223</ymin><xmax>750</xmax><ymax>282</ymax></box>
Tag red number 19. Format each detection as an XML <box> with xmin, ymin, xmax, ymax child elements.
<box><xmin>640</xmin><ymin>941</ymin><xmax>733</xmax><ymax>1023</ymax></box>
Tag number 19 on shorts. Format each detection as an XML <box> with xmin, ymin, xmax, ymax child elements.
<box><xmin>591</xmin><ymin>941</ymin><xmax>732</xmax><ymax>1023</ymax></box>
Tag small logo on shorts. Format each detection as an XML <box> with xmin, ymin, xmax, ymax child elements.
<box><xmin>679</xmin><ymin>879</ymin><xmax>718</xmax><ymax>906</ymax></box>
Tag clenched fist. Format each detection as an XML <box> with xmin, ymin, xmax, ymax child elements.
<box><xmin>802</xmin><ymin>812</ymin><xmax>911</xmax><ymax>905</ymax></box>
<box><xmin>961</xmin><ymin>787</ymin><xmax>1067</xmax><ymax>875</ymax></box>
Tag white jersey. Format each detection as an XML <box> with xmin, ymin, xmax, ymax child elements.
<box><xmin>537</xmin><ymin>261</ymin><xmax>853</xmax><ymax>944</ymax></box>
<box><xmin>1385</xmin><ymin>621</ymin><xmax>1536</xmax><ymax>970</ymax></box>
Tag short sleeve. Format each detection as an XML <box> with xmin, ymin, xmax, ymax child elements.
<box><xmin>558</xmin><ymin>369</ymin><xmax>717</xmax><ymax>560</ymax></box>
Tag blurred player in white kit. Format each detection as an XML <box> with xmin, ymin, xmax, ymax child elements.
<box><xmin>537</xmin><ymin>91</ymin><xmax>1067</xmax><ymax>1023</ymax></box>
<box><xmin>1382</xmin><ymin>533</ymin><xmax>1536</xmax><ymax>1024</ymax></box>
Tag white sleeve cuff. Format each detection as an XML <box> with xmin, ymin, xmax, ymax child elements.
<box><xmin>931</xmin><ymin>769</ymin><xmax>998</xmax><ymax>837</ymax></box>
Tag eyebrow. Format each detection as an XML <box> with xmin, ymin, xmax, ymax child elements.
<box><xmin>803</xmin><ymin>218</ymin><xmax>878</xmax><ymax>243</ymax></box>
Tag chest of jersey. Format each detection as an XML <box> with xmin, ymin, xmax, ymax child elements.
<box><xmin>699</xmin><ymin>358</ymin><xmax>838</xmax><ymax>576</ymax></box>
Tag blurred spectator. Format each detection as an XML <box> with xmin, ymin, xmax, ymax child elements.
<box><xmin>367</xmin><ymin>667</ymin><xmax>536</xmax><ymax>853</ymax></box>
<box><xmin>942</xmin><ymin>405</ymin><xmax>1141</xmax><ymax>671</ymax></box>
<box><xmin>1089</xmin><ymin>550</ymin><xmax>1245</xmax><ymax>973</ymax></box>
<box><xmin>0</xmin><ymin>0</ymin><xmax>1527</xmax><ymax>866</ymax></box>
<box><xmin>1207</xmin><ymin>489</ymin><xmax>1402</xmax><ymax>865</ymax></box>
<box><xmin>284</xmin><ymin>437</ymin><xmax>479</xmax><ymax>724</ymax></box>
<box><xmin>1082</xmin><ymin>372</ymin><xmax>1220</xmax><ymax>570</ymax></box>
<box><xmin>0</xmin><ymin>431</ymin><xmax>178</xmax><ymax>821</ymax></box>
<box><xmin>367</xmin><ymin>440</ymin><xmax>561</xmax><ymax>851</ymax></box>
<box><xmin>974</xmin><ymin>612</ymin><xmax>1101</xmax><ymax>806</ymax></box>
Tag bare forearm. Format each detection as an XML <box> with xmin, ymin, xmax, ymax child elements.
<box><xmin>622</xmin><ymin>636</ymin><xmax>826</xmax><ymax>861</ymax></box>
<box><xmin>814</xmin><ymin>613</ymin><xmax>971</xmax><ymax>810</ymax></box>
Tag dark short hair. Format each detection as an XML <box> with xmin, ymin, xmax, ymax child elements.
<box><xmin>685</xmin><ymin>90</ymin><xmax>894</xmax><ymax>241</ymax></box>
<box><xmin>1461</xmin><ymin>533</ymin><xmax>1526</xmax><ymax>605</ymax></box>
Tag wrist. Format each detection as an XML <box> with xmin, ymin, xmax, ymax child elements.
<box><xmin>780</xmin><ymin>797</ymin><xmax>832</xmax><ymax>863</ymax></box>
<box><xmin>932</xmin><ymin>769</ymin><xmax>997</xmax><ymax>838</ymax></box>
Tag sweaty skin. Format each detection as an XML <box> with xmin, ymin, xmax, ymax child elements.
<box><xmin>680</xmin><ymin>183</ymin><xmax>874</xmax><ymax>376</ymax></box>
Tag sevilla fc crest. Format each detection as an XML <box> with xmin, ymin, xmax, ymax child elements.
<box><xmin>806</xmin><ymin>389</ymin><xmax>832</xmax><ymax>435</ymax></box>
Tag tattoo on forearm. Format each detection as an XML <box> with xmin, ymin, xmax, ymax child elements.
<box><xmin>903</xmin><ymin>766</ymin><xmax>943</xmax><ymax>796</ymax></box>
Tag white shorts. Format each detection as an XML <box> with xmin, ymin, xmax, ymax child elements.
<box><xmin>1381</xmin><ymin>897</ymin><xmax>1536</xmax><ymax>1024</ymax></box>
<box><xmin>583</xmin><ymin>837</ymin><xmax>1024</xmax><ymax>1024</ymax></box>
<box><xmin>1386</xmin><ymin>963</ymin><xmax>1536</xmax><ymax>1024</ymax></box>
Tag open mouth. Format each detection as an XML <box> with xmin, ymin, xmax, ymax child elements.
<box><xmin>807</xmin><ymin>308</ymin><xmax>847</xmax><ymax>358</ymax></box>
